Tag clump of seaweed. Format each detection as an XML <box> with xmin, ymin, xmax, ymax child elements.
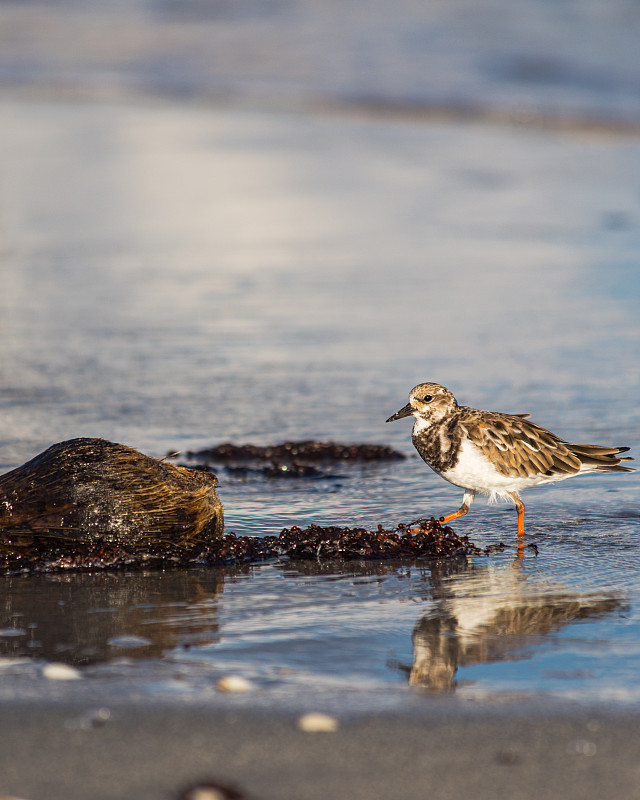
<box><xmin>182</xmin><ymin>440</ymin><xmax>405</xmax><ymax>464</ymax></box>
<box><xmin>215</xmin><ymin>518</ymin><xmax>483</xmax><ymax>563</ymax></box>
<box><xmin>1</xmin><ymin>518</ymin><xmax>485</xmax><ymax>575</ymax></box>
<box><xmin>225</xmin><ymin>462</ymin><xmax>328</xmax><ymax>479</ymax></box>
<box><xmin>176</xmin><ymin>439</ymin><xmax>405</xmax><ymax>481</ymax></box>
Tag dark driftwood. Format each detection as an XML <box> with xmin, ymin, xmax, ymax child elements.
<box><xmin>0</xmin><ymin>438</ymin><xmax>224</xmax><ymax>569</ymax></box>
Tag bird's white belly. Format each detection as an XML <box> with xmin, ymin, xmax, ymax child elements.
<box><xmin>437</xmin><ymin>438</ymin><xmax>552</xmax><ymax>498</ymax></box>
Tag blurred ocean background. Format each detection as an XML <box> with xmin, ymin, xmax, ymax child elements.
<box><xmin>2</xmin><ymin>0</ymin><xmax>640</xmax><ymax>125</ymax></box>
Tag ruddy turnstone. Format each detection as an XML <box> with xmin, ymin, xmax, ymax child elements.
<box><xmin>386</xmin><ymin>382</ymin><xmax>634</xmax><ymax>541</ymax></box>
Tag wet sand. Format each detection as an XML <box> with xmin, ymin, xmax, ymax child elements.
<box><xmin>2</xmin><ymin>700</ymin><xmax>640</xmax><ymax>800</ymax></box>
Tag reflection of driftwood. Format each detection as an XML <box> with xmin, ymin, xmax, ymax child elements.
<box><xmin>0</xmin><ymin>438</ymin><xmax>224</xmax><ymax>570</ymax></box>
<box><xmin>0</xmin><ymin>570</ymin><xmax>224</xmax><ymax>666</ymax></box>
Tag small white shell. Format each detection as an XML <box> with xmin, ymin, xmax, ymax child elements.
<box><xmin>297</xmin><ymin>712</ymin><xmax>339</xmax><ymax>733</ymax></box>
<box><xmin>181</xmin><ymin>790</ymin><xmax>226</xmax><ymax>800</ymax></box>
<box><xmin>42</xmin><ymin>663</ymin><xmax>82</xmax><ymax>681</ymax></box>
<box><xmin>216</xmin><ymin>675</ymin><xmax>254</xmax><ymax>693</ymax></box>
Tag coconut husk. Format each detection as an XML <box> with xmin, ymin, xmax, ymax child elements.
<box><xmin>0</xmin><ymin>438</ymin><xmax>224</xmax><ymax>567</ymax></box>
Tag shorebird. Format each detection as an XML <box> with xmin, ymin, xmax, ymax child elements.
<box><xmin>386</xmin><ymin>382</ymin><xmax>634</xmax><ymax>542</ymax></box>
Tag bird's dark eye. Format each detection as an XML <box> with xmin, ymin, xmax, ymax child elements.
<box><xmin>422</xmin><ymin>395</ymin><xmax>433</xmax><ymax>402</ymax></box>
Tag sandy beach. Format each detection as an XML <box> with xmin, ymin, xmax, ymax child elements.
<box><xmin>2</xmin><ymin>700</ymin><xmax>640</xmax><ymax>800</ymax></box>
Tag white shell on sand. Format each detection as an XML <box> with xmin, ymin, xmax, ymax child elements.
<box><xmin>297</xmin><ymin>712</ymin><xmax>339</xmax><ymax>733</ymax></box>
<box><xmin>42</xmin><ymin>663</ymin><xmax>82</xmax><ymax>681</ymax></box>
<box><xmin>216</xmin><ymin>675</ymin><xmax>254</xmax><ymax>693</ymax></box>
<box><xmin>181</xmin><ymin>790</ymin><xmax>226</xmax><ymax>800</ymax></box>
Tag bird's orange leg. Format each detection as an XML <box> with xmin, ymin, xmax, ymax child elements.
<box><xmin>508</xmin><ymin>491</ymin><xmax>525</xmax><ymax>557</ymax></box>
<box><xmin>439</xmin><ymin>490</ymin><xmax>475</xmax><ymax>525</ymax></box>
<box><xmin>439</xmin><ymin>505</ymin><xmax>470</xmax><ymax>524</ymax></box>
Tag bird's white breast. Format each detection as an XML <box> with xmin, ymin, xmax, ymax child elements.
<box><xmin>438</xmin><ymin>438</ymin><xmax>555</xmax><ymax>499</ymax></box>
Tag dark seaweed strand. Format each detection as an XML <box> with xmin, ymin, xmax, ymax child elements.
<box><xmin>0</xmin><ymin>519</ymin><xmax>486</xmax><ymax>574</ymax></box>
<box><xmin>184</xmin><ymin>441</ymin><xmax>405</xmax><ymax>464</ymax></box>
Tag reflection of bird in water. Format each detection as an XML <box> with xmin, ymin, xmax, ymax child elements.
<box><xmin>402</xmin><ymin>562</ymin><xmax>624</xmax><ymax>692</ymax></box>
<box><xmin>386</xmin><ymin>383</ymin><xmax>633</xmax><ymax>548</ymax></box>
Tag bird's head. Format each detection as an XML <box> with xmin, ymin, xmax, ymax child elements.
<box><xmin>386</xmin><ymin>383</ymin><xmax>458</xmax><ymax>426</ymax></box>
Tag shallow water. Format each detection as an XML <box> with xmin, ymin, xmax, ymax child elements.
<box><xmin>0</xmin><ymin>1</ymin><xmax>640</xmax><ymax>713</ymax></box>
<box><xmin>1</xmin><ymin>545</ymin><xmax>640</xmax><ymax>711</ymax></box>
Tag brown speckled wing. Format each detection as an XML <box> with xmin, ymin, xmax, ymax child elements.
<box><xmin>461</xmin><ymin>409</ymin><xmax>582</xmax><ymax>479</ymax></box>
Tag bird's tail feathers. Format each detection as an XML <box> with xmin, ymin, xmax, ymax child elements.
<box><xmin>569</xmin><ymin>444</ymin><xmax>635</xmax><ymax>472</ymax></box>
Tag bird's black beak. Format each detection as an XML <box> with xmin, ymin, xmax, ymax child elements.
<box><xmin>385</xmin><ymin>403</ymin><xmax>414</xmax><ymax>423</ymax></box>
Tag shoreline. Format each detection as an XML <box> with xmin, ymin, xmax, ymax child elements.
<box><xmin>1</xmin><ymin>86</ymin><xmax>640</xmax><ymax>141</ymax></box>
<box><xmin>1</xmin><ymin>699</ymin><xmax>639</xmax><ymax>799</ymax></box>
